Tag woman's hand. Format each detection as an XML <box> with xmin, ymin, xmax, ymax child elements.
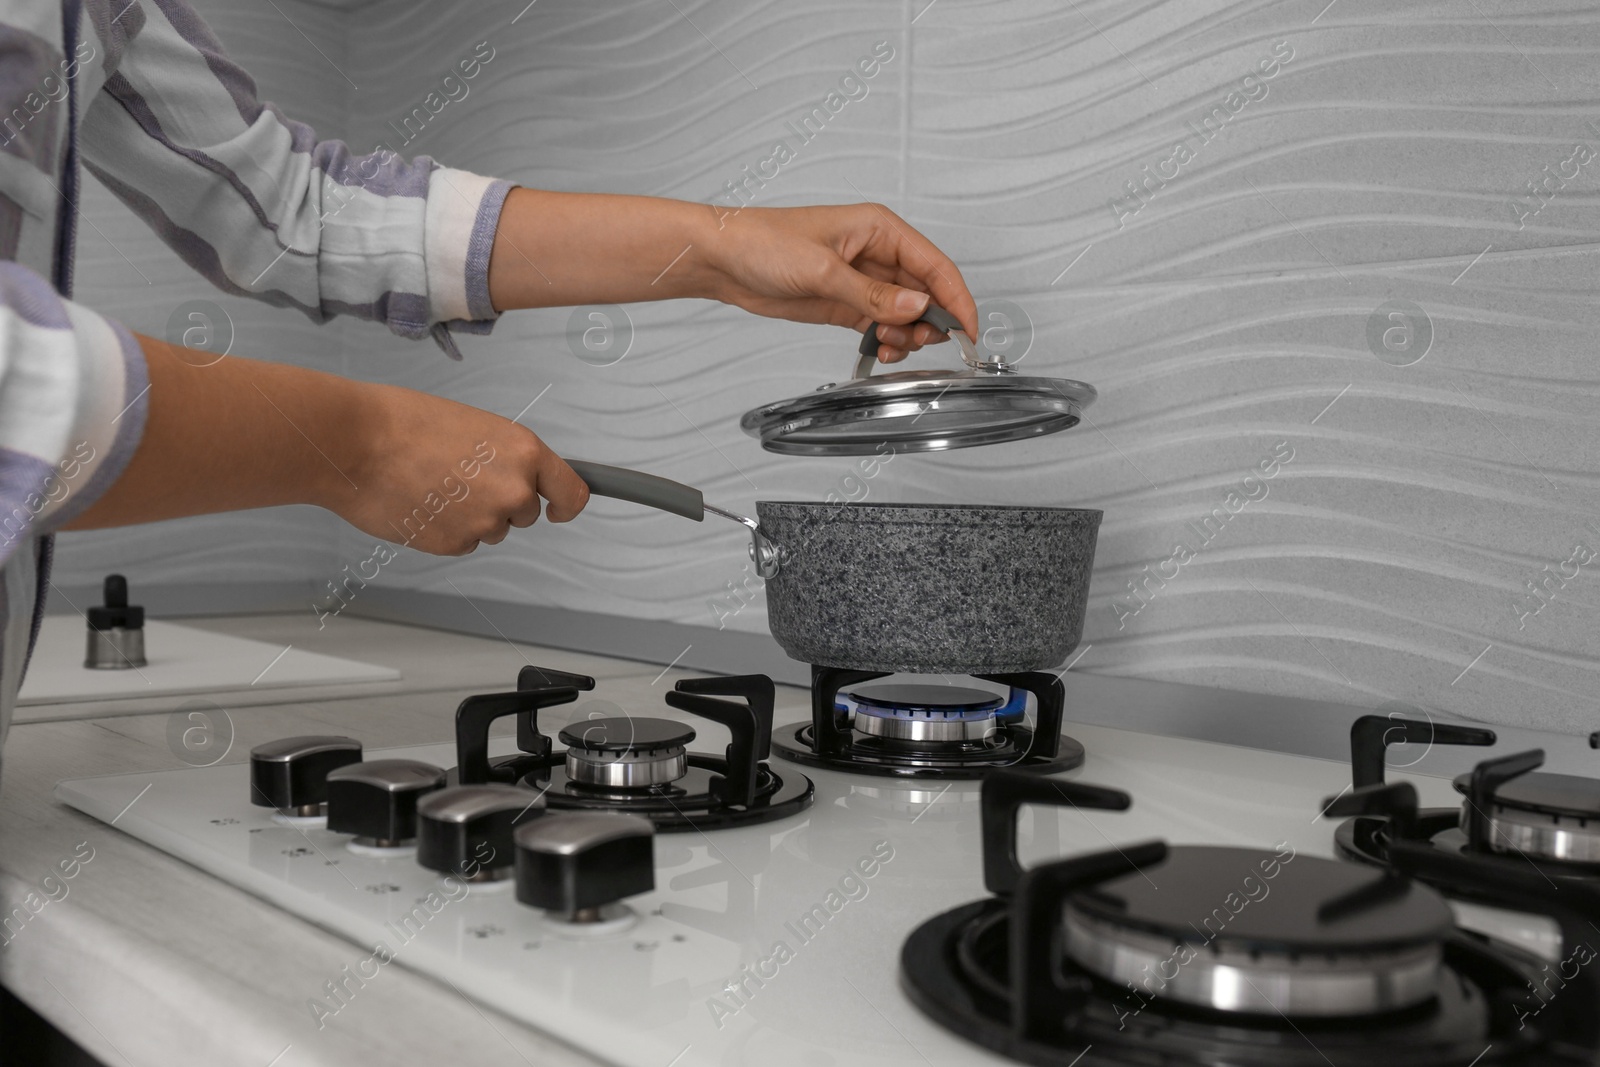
<box><xmin>697</xmin><ymin>204</ymin><xmax>980</xmax><ymax>365</ymax></box>
<box><xmin>332</xmin><ymin>385</ymin><xmax>590</xmax><ymax>556</ymax></box>
<box><xmin>68</xmin><ymin>335</ymin><xmax>590</xmax><ymax>557</ymax></box>
<box><xmin>488</xmin><ymin>192</ymin><xmax>978</xmax><ymax>364</ymax></box>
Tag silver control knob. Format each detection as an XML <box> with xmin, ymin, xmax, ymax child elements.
<box><xmin>250</xmin><ymin>736</ymin><xmax>362</xmax><ymax>816</ymax></box>
<box><xmin>514</xmin><ymin>812</ymin><xmax>653</xmax><ymax>922</ymax></box>
<box><xmin>417</xmin><ymin>784</ymin><xmax>542</xmax><ymax>881</ymax></box>
<box><xmin>325</xmin><ymin>759</ymin><xmax>446</xmax><ymax>847</ymax></box>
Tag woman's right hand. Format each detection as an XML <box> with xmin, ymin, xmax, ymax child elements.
<box><xmin>67</xmin><ymin>334</ymin><xmax>589</xmax><ymax>557</ymax></box>
<box><xmin>329</xmin><ymin>383</ymin><xmax>590</xmax><ymax>556</ymax></box>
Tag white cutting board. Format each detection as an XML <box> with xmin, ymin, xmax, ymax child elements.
<box><xmin>18</xmin><ymin>616</ymin><xmax>399</xmax><ymax>705</ymax></box>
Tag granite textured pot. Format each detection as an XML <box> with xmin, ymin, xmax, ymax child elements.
<box><xmin>755</xmin><ymin>501</ymin><xmax>1100</xmax><ymax>673</ymax></box>
<box><xmin>566</xmin><ymin>461</ymin><xmax>1101</xmax><ymax>675</ymax></box>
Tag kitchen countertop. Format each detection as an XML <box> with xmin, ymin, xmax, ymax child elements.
<box><xmin>0</xmin><ymin>613</ymin><xmax>1470</xmax><ymax>1067</ymax></box>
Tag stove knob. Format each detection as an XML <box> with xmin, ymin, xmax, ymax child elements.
<box><xmin>249</xmin><ymin>736</ymin><xmax>363</xmax><ymax>816</ymax></box>
<box><xmin>416</xmin><ymin>784</ymin><xmax>543</xmax><ymax>881</ymax></box>
<box><xmin>514</xmin><ymin>812</ymin><xmax>653</xmax><ymax>921</ymax></box>
<box><xmin>325</xmin><ymin>759</ymin><xmax>446</xmax><ymax>847</ymax></box>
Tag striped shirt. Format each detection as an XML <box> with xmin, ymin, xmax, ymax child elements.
<box><xmin>0</xmin><ymin>0</ymin><xmax>513</xmax><ymax>757</ymax></box>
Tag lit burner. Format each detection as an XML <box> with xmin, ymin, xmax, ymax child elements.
<box><xmin>773</xmin><ymin>666</ymin><xmax>1083</xmax><ymax>779</ymax></box>
<box><xmin>840</xmin><ymin>684</ymin><xmax>1021</xmax><ymax>744</ymax></box>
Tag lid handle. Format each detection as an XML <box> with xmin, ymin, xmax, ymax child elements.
<box><xmin>854</xmin><ymin>301</ymin><xmax>991</xmax><ymax>378</ymax></box>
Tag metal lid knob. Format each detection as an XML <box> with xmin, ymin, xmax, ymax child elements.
<box><xmin>325</xmin><ymin>759</ymin><xmax>446</xmax><ymax>847</ymax></box>
<box><xmin>514</xmin><ymin>812</ymin><xmax>653</xmax><ymax>921</ymax></box>
<box><xmin>249</xmin><ymin>736</ymin><xmax>362</xmax><ymax>817</ymax></box>
<box><xmin>416</xmin><ymin>784</ymin><xmax>542</xmax><ymax>880</ymax></box>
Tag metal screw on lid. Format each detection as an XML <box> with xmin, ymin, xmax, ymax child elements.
<box><xmin>514</xmin><ymin>812</ymin><xmax>654</xmax><ymax>922</ymax></box>
<box><xmin>325</xmin><ymin>759</ymin><xmax>446</xmax><ymax>847</ymax></box>
<box><xmin>249</xmin><ymin>736</ymin><xmax>363</xmax><ymax>816</ymax></box>
<box><xmin>84</xmin><ymin>574</ymin><xmax>147</xmax><ymax>669</ymax></box>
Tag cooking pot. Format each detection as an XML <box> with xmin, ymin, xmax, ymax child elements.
<box><xmin>565</xmin><ymin>461</ymin><xmax>1101</xmax><ymax>674</ymax></box>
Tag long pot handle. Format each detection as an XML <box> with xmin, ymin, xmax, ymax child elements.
<box><xmin>854</xmin><ymin>300</ymin><xmax>987</xmax><ymax>378</ymax></box>
<box><xmin>566</xmin><ymin>459</ymin><xmax>780</xmax><ymax>578</ymax></box>
<box><xmin>566</xmin><ymin>460</ymin><xmax>704</xmax><ymax>521</ymax></box>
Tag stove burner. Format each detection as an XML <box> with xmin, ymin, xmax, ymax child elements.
<box><xmin>560</xmin><ymin>717</ymin><xmax>693</xmax><ymax>789</ymax></box>
<box><xmin>773</xmin><ymin>667</ymin><xmax>1083</xmax><ymax>779</ymax></box>
<box><xmin>453</xmin><ymin>667</ymin><xmax>813</xmax><ymax>832</ymax></box>
<box><xmin>1333</xmin><ymin>718</ymin><xmax>1600</xmax><ymax>897</ymax></box>
<box><xmin>902</xmin><ymin>770</ymin><xmax>1600</xmax><ymax>1067</ymax></box>
<box><xmin>848</xmin><ymin>684</ymin><xmax>1011</xmax><ymax>743</ymax></box>
<box><xmin>1061</xmin><ymin>845</ymin><xmax>1451</xmax><ymax>1017</ymax></box>
<box><xmin>1453</xmin><ymin>756</ymin><xmax>1600</xmax><ymax>865</ymax></box>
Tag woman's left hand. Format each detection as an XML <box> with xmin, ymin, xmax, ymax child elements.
<box><xmin>698</xmin><ymin>203</ymin><xmax>979</xmax><ymax>365</ymax></box>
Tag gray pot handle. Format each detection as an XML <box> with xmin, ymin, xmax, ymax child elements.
<box><xmin>567</xmin><ymin>460</ymin><xmax>704</xmax><ymax>521</ymax></box>
<box><xmin>566</xmin><ymin>459</ymin><xmax>780</xmax><ymax>578</ymax></box>
<box><xmin>853</xmin><ymin>301</ymin><xmax>982</xmax><ymax>378</ymax></box>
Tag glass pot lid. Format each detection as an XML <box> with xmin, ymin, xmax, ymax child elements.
<box><xmin>739</xmin><ymin>303</ymin><xmax>1096</xmax><ymax>456</ymax></box>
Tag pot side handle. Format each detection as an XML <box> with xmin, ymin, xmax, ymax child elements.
<box><xmin>567</xmin><ymin>460</ymin><xmax>704</xmax><ymax>522</ymax></box>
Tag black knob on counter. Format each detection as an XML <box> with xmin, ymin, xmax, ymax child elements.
<box><xmin>250</xmin><ymin>736</ymin><xmax>363</xmax><ymax>817</ymax></box>
<box><xmin>84</xmin><ymin>574</ymin><xmax>147</xmax><ymax>669</ymax></box>
<box><xmin>326</xmin><ymin>759</ymin><xmax>446</xmax><ymax>847</ymax></box>
<box><xmin>515</xmin><ymin>812</ymin><xmax>653</xmax><ymax>922</ymax></box>
<box><xmin>416</xmin><ymin>784</ymin><xmax>543</xmax><ymax>881</ymax></box>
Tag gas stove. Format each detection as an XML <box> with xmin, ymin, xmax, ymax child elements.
<box><xmin>771</xmin><ymin>664</ymin><xmax>1084</xmax><ymax>778</ymax></box>
<box><xmin>903</xmin><ymin>770</ymin><xmax>1600</xmax><ymax>1067</ymax></box>
<box><xmin>1332</xmin><ymin>715</ymin><xmax>1600</xmax><ymax>901</ymax></box>
<box><xmin>52</xmin><ymin>668</ymin><xmax>1600</xmax><ymax>1067</ymax></box>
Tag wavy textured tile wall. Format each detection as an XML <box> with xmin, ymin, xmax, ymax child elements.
<box><xmin>58</xmin><ymin>0</ymin><xmax>1600</xmax><ymax>736</ymax></box>
<box><xmin>331</xmin><ymin>0</ymin><xmax>1599</xmax><ymax>736</ymax></box>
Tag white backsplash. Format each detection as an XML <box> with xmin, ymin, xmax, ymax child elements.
<box><xmin>58</xmin><ymin>0</ymin><xmax>1600</xmax><ymax>736</ymax></box>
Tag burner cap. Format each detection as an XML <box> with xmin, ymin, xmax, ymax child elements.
<box><xmin>1452</xmin><ymin>769</ymin><xmax>1600</xmax><ymax>820</ymax></box>
<box><xmin>1453</xmin><ymin>770</ymin><xmax>1600</xmax><ymax>864</ymax></box>
<box><xmin>1064</xmin><ymin>846</ymin><xmax>1453</xmax><ymax>1017</ymax></box>
<box><xmin>560</xmin><ymin>717</ymin><xmax>694</xmax><ymax>791</ymax></box>
<box><xmin>847</xmin><ymin>685</ymin><xmax>1005</xmax><ymax>743</ymax></box>
<box><xmin>558</xmin><ymin>717</ymin><xmax>695</xmax><ymax>755</ymax></box>
<box><xmin>848</xmin><ymin>684</ymin><xmax>1005</xmax><ymax>714</ymax></box>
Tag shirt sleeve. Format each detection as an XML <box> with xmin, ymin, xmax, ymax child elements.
<box><xmin>0</xmin><ymin>262</ymin><xmax>148</xmax><ymax>566</ymax></box>
<box><xmin>75</xmin><ymin>0</ymin><xmax>512</xmax><ymax>360</ymax></box>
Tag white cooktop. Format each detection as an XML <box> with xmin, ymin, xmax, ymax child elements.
<box><xmin>53</xmin><ymin>718</ymin><xmax>1558</xmax><ymax>1067</ymax></box>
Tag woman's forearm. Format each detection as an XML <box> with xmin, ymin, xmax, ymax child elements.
<box><xmin>65</xmin><ymin>336</ymin><xmax>368</xmax><ymax>527</ymax></box>
<box><xmin>484</xmin><ymin>190</ymin><xmax>980</xmax><ymax>358</ymax></box>
<box><xmin>487</xmin><ymin>189</ymin><xmax>716</xmax><ymax>312</ymax></box>
<box><xmin>64</xmin><ymin>335</ymin><xmax>590</xmax><ymax>556</ymax></box>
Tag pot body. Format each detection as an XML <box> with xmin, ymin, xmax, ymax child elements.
<box><xmin>755</xmin><ymin>501</ymin><xmax>1101</xmax><ymax>674</ymax></box>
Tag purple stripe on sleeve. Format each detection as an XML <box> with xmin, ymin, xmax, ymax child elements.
<box><xmin>465</xmin><ymin>179</ymin><xmax>512</xmax><ymax>322</ymax></box>
<box><xmin>100</xmin><ymin>72</ymin><xmax>288</xmax><ymax>237</ymax></box>
<box><xmin>0</xmin><ymin>448</ymin><xmax>57</xmax><ymax>563</ymax></box>
<box><xmin>83</xmin><ymin>0</ymin><xmax>146</xmax><ymax>74</ymax></box>
<box><xmin>145</xmin><ymin>0</ymin><xmax>262</xmax><ymax>125</ymax></box>
<box><xmin>263</xmin><ymin>104</ymin><xmax>436</xmax><ymax>198</ymax></box>
<box><xmin>0</xmin><ymin>260</ymin><xmax>72</xmax><ymax>328</ymax></box>
<box><xmin>0</xmin><ymin>24</ymin><xmax>65</xmax><ymax>171</ymax></box>
<box><xmin>0</xmin><ymin>196</ymin><xmax>21</xmax><ymax>261</ymax></box>
<box><xmin>44</xmin><ymin>318</ymin><xmax>149</xmax><ymax>531</ymax></box>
